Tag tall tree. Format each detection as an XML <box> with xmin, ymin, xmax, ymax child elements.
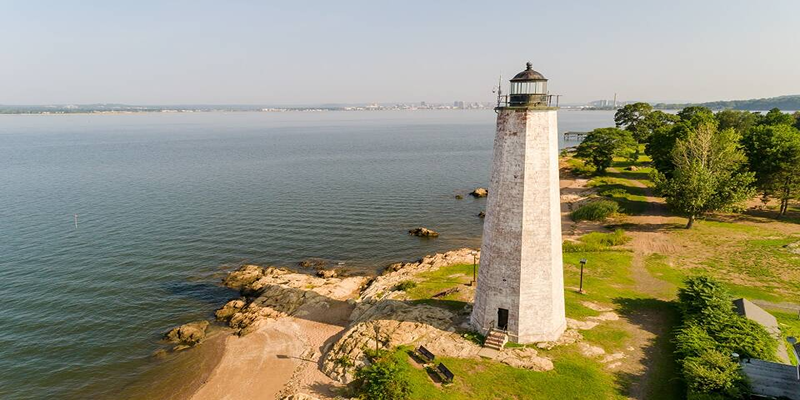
<box><xmin>615</xmin><ymin>102</ymin><xmax>654</xmax><ymax>143</ymax></box>
<box><xmin>575</xmin><ymin>127</ymin><xmax>636</xmax><ymax>174</ymax></box>
<box><xmin>716</xmin><ymin>110</ymin><xmax>759</xmax><ymax>135</ymax></box>
<box><xmin>741</xmin><ymin>124</ymin><xmax>800</xmax><ymax>215</ymax></box>
<box><xmin>654</xmin><ymin>123</ymin><xmax>755</xmax><ymax>228</ymax></box>
<box><xmin>647</xmin><ymin>106</ymin><xmax>716</xmax><ymax>176</ymax></box>
<box><xmin>758</xmin><ymin>108</ymin><xmax>795</xmax><ymax>126</ymax></box>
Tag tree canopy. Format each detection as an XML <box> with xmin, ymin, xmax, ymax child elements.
<box><xmin>614</xmin><ymin>102</ymin><xmax>678</xmax><ymax>144</ymax></box>
<box><xmin>647</xmin><ymin>107</ymin><xmax>716</xmax><ymax>176</ymax></box>
<box><xmin>575</xmin><ymin>127</ymin><xmax>636</xmax><ymax>174</ymax></box>
<box><xmin>653</xmin><ymin>123</ymin><xmax>755</xmax><ymax>228</ymax></box>
<box><xmin>741</xmin><ymin>123</ymin><xmax>800</xmax><ymax>215</ymax></box>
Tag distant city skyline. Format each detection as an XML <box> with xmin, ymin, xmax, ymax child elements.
<box><xmin>2</xmin><ymin>1</ymin><xmax>799</xmax><ymax>105</ymax></box>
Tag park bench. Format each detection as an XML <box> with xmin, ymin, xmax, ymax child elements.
<box><xmin>436</xmin><ymin>362</ymin><xmax>455</xmax><ymax>383</ymax></box>
<box><xmin>416</xmin><ymin>346</ymin><xmax>435</xmax><ymax>363</ymax></box>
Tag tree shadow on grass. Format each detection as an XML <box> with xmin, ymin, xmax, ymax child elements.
<box><xmin>741</xmin><ymin>208</ymin><xmax>800</xmax><ymax>225</ymax></box>
<box><xmin>611</xmin><ymin>297</ymin><xmax>685</xmax><ymax>400</ymax></box>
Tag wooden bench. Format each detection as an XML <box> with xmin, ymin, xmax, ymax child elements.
<box><xmin>436</xmin><ymin>362</ymin><xmax>455</xmax><ymax>383</ymax></box>
<box><xmin>416</xmin><ymin>346</ymin><xmax>435</xmax><ymax>363</ymax></box>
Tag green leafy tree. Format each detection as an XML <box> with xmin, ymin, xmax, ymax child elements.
<box><xmin>614</xmin><ymin>102</ymin><xmax>654</xmax><ymax>143</ymax></box>
<box><xmin>575</xmin><ymin>128</ymin><xmax>635</xmax><ymax>174</ymax></box>
<box><xmin>353</xmin><ymin>351</ymin><xmax>412</xmax><ymax>400</ymax></box>
<box><xmin>715</xmin><ymin>110</ymin><xmax>759</xmax><ymax>135</ymax></box>
<box><xmin>741</xmin><ymin>124</ymin><xmax>800</xmax><ymax>215</ymax></box>
<box><xmin>678</xmin><ymin>106</ymin><xmax>715</xmax><ymax>123</ymax></box>
<box><xmin>647</xmin><ymin>106</ymin><xmax>717</xmax><ymax>176</ymax></box>
<box><xmin>758</xmin><ymin>107</ymin><xmax>795</xmax><ymax>126</ymax></box>
<box><xmin>793</xmin><ymin>111</ymin><xmax>800</xmax><ymax>130</ymax></box>
<box><xmin>653</xmin><ymin>123</ymin><xmax>755</xmax><ymax>228</ymax></box>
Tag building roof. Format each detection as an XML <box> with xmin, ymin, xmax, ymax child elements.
<box><xmin>511</xmin><ymin>62</ymin><xmax>547</xmax><ymax>81</ymax></box>
<box><xmin>733</xmin><ymin>298</ymin><xmax>780</xmax><ymax>335</ymax></box>
<box><xmin>741</xmin><ymin>359</ymin><xmax>800</xmax><ymax>399</ymax></box>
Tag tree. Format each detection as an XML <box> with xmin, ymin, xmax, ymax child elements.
<box><xmin>715</xmin><ymin>110</ymin><xmax>759</xmax><ymax>135</ymax></box>
<box><xmin>741</xmin><ymin>124</ymin><xmax>800</xmax><ymax>215</ymax></box>
<box><xmin>653</xmin><ymin>123</ymin><xmax>755</xmax><ymax>228</ymax></box>
<box><xmin>647</xmin><ymin>107</ymin><xmax>716</xmax><ymax>176</ymax></box>
<box><xmin>758</xmin><ymin>107</ymin><xmax>795</xmax><ymax>126</ymax></box>
<box><xmin>575</xmin><ymin>128</ymin><xmax>636</xmax><ymax>174</ymax></box>
<box><xmin>353</xmin><ymin>351</ymin><xmax>412</xmax><ymax>400</ymax></box>
<box><xmin>615</xmin><ymin>102</ymin><xmax>654</xmax><ymax>143</ymax></box>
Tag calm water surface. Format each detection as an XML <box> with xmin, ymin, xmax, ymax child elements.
<box><xmin>0</xmin><ymin>110</ymin><xmax>614</xmax><ymax>399</ymax></box>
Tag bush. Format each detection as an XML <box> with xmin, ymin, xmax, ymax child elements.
<box><xmin>394</xmin><ymin>281</ymin><xmax>417</xmax><ymax>291</ymax></box>
<box><xmin>571</xmin><ymin>200</ymin><xmax>620</xmax><ymax>221</ymax></box>
<box><xmin>674</xmin><ymin>276</ymin><xmax>777</xmax><ymax>399</ymax></box>
<box><xmin>563</xmin><ymin>229</ymin><xmax>631</xmax><ymax>252</ymax></box>
<box><xmin>352</xmin><ymin>350</ymin><xmax>412</xmax><ymax>400</ymax></box>
<box><xmin>683</xmin><ymin>350</ymin><xmax>746</xmax><ymax>399</ymax></box>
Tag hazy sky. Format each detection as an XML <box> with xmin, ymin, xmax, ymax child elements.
<box><xmin>2</xmin><ymin>1</ymin><xmax>799</xmax><ymax>105</ymax></box>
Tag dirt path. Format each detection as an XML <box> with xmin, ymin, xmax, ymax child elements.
<box><xmin>574</xmin><ymin>165</ymin><xmax>684</xmax><ymax>399</ymax></box>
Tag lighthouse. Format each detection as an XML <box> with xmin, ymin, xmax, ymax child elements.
<box><xmin>470</xmin><ymin>62</ymin><xmax>566</xmax><ymax>344</ymax></box>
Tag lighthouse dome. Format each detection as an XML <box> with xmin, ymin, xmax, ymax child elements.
<box><xmin>510</xmin><ymin>62</ymin><xmax>546</xmax><ymax>81</ymax></box>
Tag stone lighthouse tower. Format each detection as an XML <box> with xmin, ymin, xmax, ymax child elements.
<box><xmin>470</xmin><ymin>62</ymin><xmax>565</xmax><ymax>344</ymax></box>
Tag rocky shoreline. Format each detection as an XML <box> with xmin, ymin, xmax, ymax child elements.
<box><xmin>166</xmin><ymin>248</ymin><xmax>570</xmax><ymax>399</ymax></box>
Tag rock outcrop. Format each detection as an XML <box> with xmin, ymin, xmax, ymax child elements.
<box><xmin>470</xmin><ymin>187</ymin><xmax>488</xmax><ymax>197</ymax></box>
<box><xmin>164</xmin><ymin>320</ymin><xmax>209</xmax><ymax>347</ymax></box>
<box><xmin>408</xmin><ymin>227</ymin><xmax>439</xmax><ymax>237</ymax></box>
<box><xmin>217</xmin><ymin>264</ymin><xmax>365</xmax><ymax>335</ymax></box>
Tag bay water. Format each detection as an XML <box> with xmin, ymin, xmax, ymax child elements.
<box><xmin>0</xmin><ymin>110</ymin><xmax>614</xmax><ymax>399</ymax></box>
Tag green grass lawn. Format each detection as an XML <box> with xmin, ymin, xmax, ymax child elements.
<box><xmin>666</xmin><ymin>220</ymin><xmax>800</xmax><ymax>303</ymax></box>
<box><xmin>392</xmin><ymin>346</ymin><xmax>624</xmax><ymax>400</ymax></box>
<box><xmin>584</xmin><ymin>157</ymin><xmax>653</xmax><ymax>215</ymax></box>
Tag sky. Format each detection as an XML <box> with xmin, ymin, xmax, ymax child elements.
<box><xmin>2</xmin><ymin>0</ymin><xmax>799</xmax><ymax>105</ymax></box>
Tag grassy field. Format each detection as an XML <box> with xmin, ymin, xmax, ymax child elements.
<box><xmin>391</xmin><ymin>346</ymin><xmax>623</xmax><ymax>400</ymax></box>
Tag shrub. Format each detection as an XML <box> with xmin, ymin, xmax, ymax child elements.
<box><xmin>674</xmin><ymin>276</ymin><xmax>777</xmax><ymax>399</ymax></box>
<box><xmin>677</xmin><ymin>276</ymin><xmax>735</xmax><ymax>320</ymax></box>
<box><xmin>682</xmin><ymin>350</ymin><xmax>746</xmax><ymax>399</ymax></box>
<box><xmin>352</xmin><ymin>350</ymin><xmax>412</xmax><ymax>400</ymax></box>
<box><xmin>393</xmin><ymin>281</ymin><xmax>417</xmax><ymax>292</ymax></box>
<box><xmin>571</xmin><ymin>200</ymin><xmax>620</xmax><ymax>221</ymax></box>
<box><xmin>562</xmin><ymin>229</ymin><xmax>631</xmax><ymax>252</ymax></box>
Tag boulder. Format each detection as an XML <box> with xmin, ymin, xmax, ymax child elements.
<box><xmin>164</xmin><ymin>320</ymin><xmax>209</xmax><ymax>346</ymax></box>
<box><xmin>215</xmin><ymin>298</ymin><xmax>247</xmax><ymax>321</ymax></box>
<box><xmin>454</xmin><ymin>194</ymin><xmax>464</xmax><ymax>200</ymax></box>
<box><xmin>408</xmin><ymin>227</ymin><xmax>439</xmax><ymax>237</ymax></box>
<box><xmin>478</xmin><ymin>211</ymin><xmax>485</xmax><ymax>218</ymax></box>
<box><xmin>222</xmin><ymin>264</ymin><xmax>265</xmax><ymax>291</ymax></box>
<box><xmin>470</xmin><ymin>188</ymin><xmax>488</xmax><ymax>197</ymax></box>
<box><xmin>298</xmin><ymin>259</ymin><xmax>326</xmax><ymax>269</ymax></box>
<box><xmin>317</xmin><ymin>269</ymin><xmax>338</xmax><ymax>279</ymax></box>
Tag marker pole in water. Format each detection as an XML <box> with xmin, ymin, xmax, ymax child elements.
<box><xmin>74</xmin><ymin>214</ymin><xmax>78</xmax><ymax>229</ymax></box>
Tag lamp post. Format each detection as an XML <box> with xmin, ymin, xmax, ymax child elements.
<box><xmin>579</xmin><ymin>259</ymin><xmax>587</xmax><ymax>294</ymax></box>
<box><xmin>470</xmin><ymin>250</ymin><xmax>478</xmax><ymax>286</ymax></box>
<box><xmin>788</xmin><ymin>337</ymin><xmax>800</xmax><ymax>381</ymax></box>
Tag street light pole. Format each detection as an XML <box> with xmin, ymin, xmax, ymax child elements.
<box><xmin>579</xmin><ymin>259</ymin><xmax>587</xmax><ymax>294</ymax></box>
<box><xmin>470</xmin><ymin>250</ymin><xmax>478</xmax><ymax>287</ymax></box>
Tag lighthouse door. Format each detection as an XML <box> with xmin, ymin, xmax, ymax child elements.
<box><xmin>497</xmin><ymin>308</ymin><xmax>509</xmax><ymax>330</ymax></box>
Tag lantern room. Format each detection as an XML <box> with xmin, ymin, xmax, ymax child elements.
<box><xmin>508</xmin><ymin>62</ymin><xmax>549</xmax><ymax>107</ymax></box>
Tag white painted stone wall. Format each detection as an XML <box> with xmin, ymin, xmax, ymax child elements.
<box><xmin>470</xmin><ymin>108</ymin><xmax>566</xmax><ymax>343</ymax></box>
